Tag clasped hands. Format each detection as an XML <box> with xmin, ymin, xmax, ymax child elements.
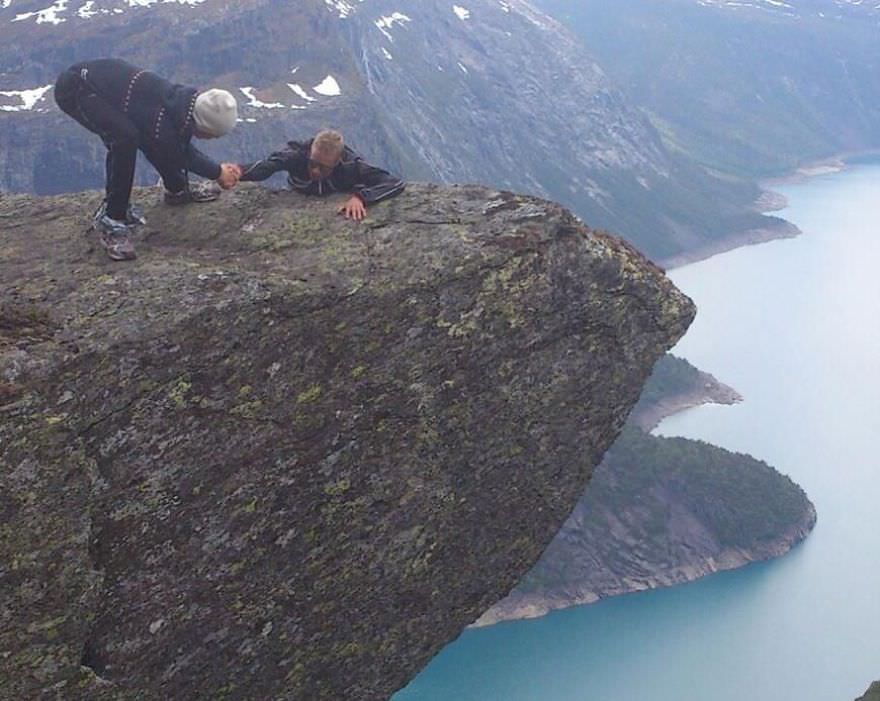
<box><xmin>215</xmin><ymin>164</ymin><xmax>367</xmax><ymax>221</ymax></box>
<box><xmin>217</xmin><ymin>163</ymin><xmax>243</xmax><ymax>190</ymax></box>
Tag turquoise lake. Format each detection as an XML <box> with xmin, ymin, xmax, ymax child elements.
<box><xmin>394</xmin><ymin>162</ymin><xmax>880</xmax><ymax>701</ymax></box>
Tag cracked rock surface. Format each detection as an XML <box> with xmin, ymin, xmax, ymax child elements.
<box><xmin>0</xmin><ymin>183</ymin><xmax>693</xmax><ymax>700</ymax></box>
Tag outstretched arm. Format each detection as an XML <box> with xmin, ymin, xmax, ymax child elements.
<box><xmin>352</xmin><ymin>160</ymin><xmax>405</xmax><ymax>205</ymax></box>
<box><xmin>239</xmin><ymin>147</ymin><xmax>297</xmax><ymax>182</ymax></box>
<box><xmin>183</xmin><ymin>145</ymin><xmax>239</xmax><ymax>189</ymax></box>
<box><xmin>184</xmin><ymin>143</ymin><xmax>222</xmax><ymax>181</ymax></box>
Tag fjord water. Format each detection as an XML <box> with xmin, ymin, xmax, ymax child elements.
<box><xmin>394</xmin><ymin>162</ymin><xmax>880</xmax><ymax>701</ymax></box>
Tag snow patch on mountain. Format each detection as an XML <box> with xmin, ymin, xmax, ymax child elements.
<box><xmin>238</xmin><ymin>74</ymin><xmax>340</xmax><ymax>113</ymax></box>
<box><xmin>0</xmin><ymin>84</ymin><xmax>52</xmax><ymax>111</ymax></box>
<box><xmin>13</xmin><ymin>0</ymin><xmax>68</xmax><ymax>24</ymax></box>
<box><xmin>313</xmin><ymin>75</ymin><xmax>342</xmax><ymax>96</ymax></box>
<box><xmin>288</xmin><ymin>83</ymin><xmax>317</xmax><ymax>102</ymax></box>
<box><xmin>324</xmin><ymin>0</ymin><xmax>364</xmax><ymax>19</ymax></box>
<box><xmin>375</xmin><ymin>11</ymin><xmax>411</xmax><ymax>40</ymax></box>
<box><xmin>240</xmin><ymin>87</ymin><xmax>285</xmax><ymax>110</ymax></box>
<box><xmin>4</xmin><ymin>0</ymin><xmax>208</xmax><ymax>25</ymax></box>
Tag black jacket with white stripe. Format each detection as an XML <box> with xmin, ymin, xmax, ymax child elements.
<box><xmin>239</xmin><ymin>140</ymin><xmax>405</xmax><ymax>205</ymax></box>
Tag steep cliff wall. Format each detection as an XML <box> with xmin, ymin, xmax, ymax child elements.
<box><xmin>0</xmin><ymin>183</ymin><xmax>693</xmax><ymax>700</ymax></box>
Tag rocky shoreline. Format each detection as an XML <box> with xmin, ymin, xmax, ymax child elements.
<box><xmin>628</xmin><ymin>370</ymin><xmax>742</xmax><ymax>433</ymax></box>
<box><xmin>474</xmin><ymin>502</ymin><xmax>817</xmax><ymax>627</ymax></box>
<box><xmin>761</xmin><ymin>149</ymin><xmax>880</xmax><ymax>188</ymax></box>
<box><xmin>663</xmin><ymin>150</ymin><xmax>880</xmax><ymax>270</ymax></box>
<box><xmin>660</xmin><ymin>218</ymin><xmax>801</xmax><ymax>270</ymax></box>
<box><xmin>753</xmin><ymin>189</ymin><xmax>789</xmax><ymax>213</ymax></box>
<box><xmin>473</xmin><ymin>369</ymin><xmax>814</xmax><ymax>629</ymax></box>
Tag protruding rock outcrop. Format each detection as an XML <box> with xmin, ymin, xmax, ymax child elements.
<box><xmin>857</xmin><ymin>682</ymin><xmax>880</xmax><ymax>701</ymax></box>
<box><xmin>0</xmin><ymin>183</ymin><xmax>693</xmax><ymax>700</ymax></box>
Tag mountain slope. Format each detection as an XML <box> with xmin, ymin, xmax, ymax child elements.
<box><xmin>0</xmin><ymin>0</ymin><xmax>783</xmax><ymax>260</ymax></box>
<box><xmin>534</xmin><ymin>0</ymin><xmax>880</xmax><ymax>177</ymax></box>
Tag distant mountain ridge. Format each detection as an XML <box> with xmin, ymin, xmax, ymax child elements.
<box><xmin>696</xmin><ymin>0</ymin><xmax>880</xmax><ymax>19</ymax></box>
<box><xmin>0</xmin><ymin>0</ymin><xmax>782</xmax><ymax>261</ymax></box>
<box><xmin>534</xmin><ymin>0</ymin><xmax>880</xmax><ymax>178</ymax></box>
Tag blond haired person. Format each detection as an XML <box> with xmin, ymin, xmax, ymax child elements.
<box><xmin>238</xmin><ymin>130</ymin><xmax>404</xmax><ymax>221</ymax></box>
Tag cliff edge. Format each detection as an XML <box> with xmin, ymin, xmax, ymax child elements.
<box><xmin>0</xmin><ymin>183</ymin><xmax>693</xmax><ymax>700</ymax></box>
<box><xmin>858</xmin><ymin>682</ymin><xmax>880</xmax><ymax>701</ymax></box>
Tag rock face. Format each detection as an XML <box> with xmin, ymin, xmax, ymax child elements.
<box><xmin>0</xmin><ymin>0</ymin><xmax>776</xmax><ymax>260</ymax></box>
<box><xmin>0</xmin><ymin>184</ymin><xmax>693</xmax><ymax>700</ymax></box>
<box><xmin>857</xmin><ymin>682</ymin><xmax>880</xmax><ymax>701</ymax></box>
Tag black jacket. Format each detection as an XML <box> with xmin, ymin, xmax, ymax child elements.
<box><xmin>70</xmin><ymin>58</ymin><xmax>221</xmax><ymax>180</ymax></box>
<box><xmin>239</xmin><ymin>140</ymin><xmax>405</xmax><ymax>205</ymax></box>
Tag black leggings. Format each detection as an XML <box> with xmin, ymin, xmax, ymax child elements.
<box><xmin>54</xmin><ymin>70</ymin><xmax>187</xmax><ymax>219</ymax></box>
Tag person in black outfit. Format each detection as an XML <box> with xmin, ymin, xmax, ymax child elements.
<box><xmin>238</xmin><ymin>130</ymin><xmax>405</xmax><ymax>222</ymax></box>
<box><xmin>54</xmin><ymin>58</ymin><xmax>240</xmax><ymax>260</ymax></box>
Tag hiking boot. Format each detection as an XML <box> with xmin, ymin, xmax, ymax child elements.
<box><xmin>96</xmin><ymin>215</ymin><xmax>136</xmax><ymax>261</ymax></box>
<box><xmin>164</xmin><ymin>181</ymin><xmax>220</xmax><ymax>205</ymax></box>
<box><xmin>125</xmin><ymin>203</ymin><xmax>147</xmax><ymax>227</ymax></box>
<box><xmin>93</xmin><ymin>201</ymin><xmax>147</xmax><ymax>227</ymax></box>
<box><xmin>93</xmin><ymin>200</ymin><xmax>107</xmax><ymax>225</ymax></box>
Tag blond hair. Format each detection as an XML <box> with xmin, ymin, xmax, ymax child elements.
<box><xmin>312</xmin><ymin>129</ymin><xmax>344</xmax><ymax>160</ymax></box>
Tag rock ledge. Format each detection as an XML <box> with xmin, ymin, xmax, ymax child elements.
<box><xmin>0</xmin><ymin>183</ymin><xmax>693</xmax><ymax>700</ymax></box>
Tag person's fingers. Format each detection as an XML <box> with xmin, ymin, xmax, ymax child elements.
<box><xmin>336</xmin><ymin>200</ymin><xmax>366</xmax><ymax>220</ymax></box>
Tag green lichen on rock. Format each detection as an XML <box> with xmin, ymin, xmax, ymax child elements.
<box><xmin>0</xmin><ymin>183</ymin><xmax>693</xmax><ymax>700</ymax></box>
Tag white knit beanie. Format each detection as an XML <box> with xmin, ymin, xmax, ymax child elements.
<box><xmin>193</xmin><ymin>89</ymin><xmax>238</xmax><ymax>137</ymax></box>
